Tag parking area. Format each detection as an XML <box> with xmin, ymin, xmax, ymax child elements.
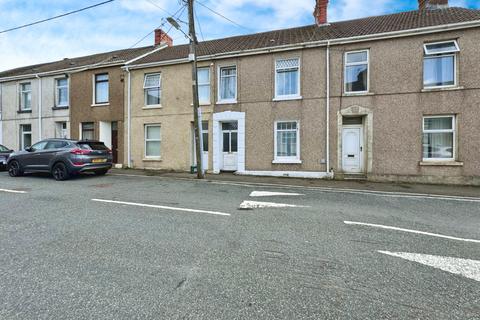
<box><xmin>0</xmin><ymin>171</ymin><xmax>479</xmax><ymax>319</ymax></box>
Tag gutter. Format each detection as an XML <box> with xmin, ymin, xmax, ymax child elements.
<box><xmin>35</xmin><ymin>75</ymin><xmax>42</xmax><ymax>141</ymax></box>
<box><xmin>126</xmin><ymin>19</ymin><xmax>480</xmax><ymax>70</ymax></box>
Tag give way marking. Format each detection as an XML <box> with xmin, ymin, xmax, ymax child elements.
<box><xmin>239</xmin><ymin>200</ymin><xmax>309</xmax><ymax>209</ymax></box>
<box><xmin>0</xmin><ymin>188</ymin><xmax>27</xmax><ymax>194</ymax></box>
<box><xmin>92</xmin><ymin>199</ymin><xmax>231</xmax><ymax>217</ymax></box>
<box><xmin>249</xmin><ymin>191</ymin><xmax>304</xmax><ymax>197</ymax></box>
<box><xmin>379</xmin><ymin>251</ymin><xmax>480</xmax><ymax>282</ymax></box>
<box><xmin>344</xmin><ymin>221</ymin><xmax>480</xmax><ymax>244</ymax></box>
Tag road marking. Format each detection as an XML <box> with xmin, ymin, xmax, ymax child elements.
<box><xmin>250</xmin><ymin>191</ymin><xmax>304</xmax><ymax>197</ymax></box>
<box><xmin>239</xmin><ymin>200</ymin><xmax>309</xmax><ymax>209</ymax></box>
<box><xmin>91</xmin><ymin>199</ymin><xmax>231</xmax><ymax>216</ymax></box>
<box><xmin>379</xmin><ymin>251</ymin><xmax>480</xmax><ymax>282</ymax></box>
<box><xmin>109</xmin><ymin>173</ymin><xmax>480</xmax><ymax>203</ymax></box>
<box><xmin>344</xmin><ymin>221</ymin><xmax>480</xmax><ymax>244</ymax></box>
<box><xmin>0</xmin><ymin>188</ymin><xmax>27</xmax><ymax>194</ymax></box>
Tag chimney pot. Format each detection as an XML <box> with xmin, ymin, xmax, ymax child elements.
<box><xmin>314</xmin><ymin>0</ymin><xmax>329</xmax><ymax>26</ymax></box>
<box><xmin>154</xmin><ymin>29</ymin><xmax>173</xmax><ymax>47</ymax></box>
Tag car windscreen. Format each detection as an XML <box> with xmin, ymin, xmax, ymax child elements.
<box><xmin>77</xmin><ymin>142</ymin><xmax>109</xmax><ymax>151</ymax></box>
<box><xmin>0</xmin><ymin>145</ymin><xmax>9</xmax><ymax>152</ymax></box>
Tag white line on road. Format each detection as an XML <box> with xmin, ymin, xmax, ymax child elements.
<box><xmin>344</xmin><ymin>221</ymin><xmax>480</xmax><ymax>244</ymax></box>
<box><xmin>0</xmin><ymin>188</ymin><xmax>27</xmax><ymax>194</ymax></box>
<box><xmin>92</xmin><ymin>199</ymin><xmax>231</xmax><ymax>216</ymax></box>
<box><xmin>379</xmin><ymin>251</ymin><xmax>480</xmax><ymax>282</ymax></box>
<box><xmin>250</xmin><ymin>191</ymin><xmax>304</xmax><ymax>197</ymax></box>
<box><xmin>109</xmin><ymin>173</ymin><xmax>480</xmax><ymax>203</ymax></box>
<box><xmin>239</xmin><ymin>200</ymin><xmax>309</xmax><ymax>209</ymax></box>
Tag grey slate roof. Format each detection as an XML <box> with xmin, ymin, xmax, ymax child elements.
<box><xmin>1</xmin><ymin>7</ymin><xmax>479</xmax><ymax>78</ymax></box>
<box><xmin>133</xmin><ymin>7</ymin><xmax>480</xmax><ymax>65</ymax></box>
<box><xmin>0</xmin><ymin>46</ymin><xmax>155</xmax><ymax>79</ymax></box>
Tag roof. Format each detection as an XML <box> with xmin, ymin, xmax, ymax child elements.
<box><xmin>133</xmin><ymin>7</ymin><xmax>480</xmax><ymax>65</ymax></box>
<box><xmin>0</xmin><ymin>46</ymin><xmax>155</xmax><ymax>79</ymax></box>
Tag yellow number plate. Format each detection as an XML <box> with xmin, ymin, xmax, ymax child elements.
<box><xmin>92</xmin><ymin>159</ymin><xmax>107</xmax><ymax>163</ymax></box>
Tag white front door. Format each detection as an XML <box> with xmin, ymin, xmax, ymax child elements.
<box><xmin>342</xmin><ymin>127</ymin><xmax>363</xmax><ymax>173</ymax></box>
<box><xmin>221</xmin><ymin>122</ymin><xmax>238</xmax><ymax>171</ymax></box>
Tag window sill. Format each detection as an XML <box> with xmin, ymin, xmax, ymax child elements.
<box><xmin>216</xmin><ymin>100</ymin><xmax>237</xmax><ymax>105</ymax></box>
<box><xmin>52</xmin><ymin>106</ymin><xmax>69</xmax><ymax>110</ymax></box>
<box><xmin>17</xmin><ymin>110</ymin><xmax>32</xmax><ymax>114</ymax></box>
<box><xmin>421</xmin><ymin>86</ymin><xmax>464</xmax><ymax>92</ymax></box>
<box><xmin>143</xmin><ymin>105</ymin><xmax>163</xmax><ymax>110</ymax></box>
<box><xmin>273</xmin><ymin>96</ymin><xmax>302</xmax><ymax>102</ymax></box>
<box><xmin>272</xmin><ymin>159</ymin><xmax>302</xmax><ymax>164</ymax></box>
<box><xmin>143</xmin><ymin>158</ymin><xmax>162</xmax><ymax>162</ymax></box>
<box><xmin>343</xmin><ymin>92</ymin><xmax>374</xmax><ymax>97</ymax></box>
<box><xmin>91</xmin><ymin>103</ymin><xmax>109</xmax><ymax>107</ymax></box>
<box><xmin>420</xmin><ymin>161</ymin><xmax>463</xmax><ymax>167</ymax></box>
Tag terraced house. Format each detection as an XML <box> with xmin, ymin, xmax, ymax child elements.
<box><xmin>0</xmin><ymin>46</ymin><xmax>158</xmax><ymax>164</ymax></box>
<box><xmin>123</xmin><ymin>0</ymin><xmax>480</xmax><ymax>185</ymax></box>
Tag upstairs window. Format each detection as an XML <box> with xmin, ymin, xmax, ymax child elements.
<box><xmin>20</xmin><ymin>82</ymin><xmax>32</xmax><ymax>111</ymax></box>
<box><xmin>275</xmin><ymin>58</ymin><xmax>300</xmax><ymax>99</ymax></box>
<box><xmin>55</xmin><ymin>78</ymin><xmax>69</xmax><ymax>107</ymax></box>
<box><xmin>144</xmin><ymin>73</ymin><xmax>161</xmax><ymax>106</ymax></box>
<box><xmin>218</xmin><ymin>66</ymin><xmax>237</xmax><ymax>102</ymax></box>
<box><xmin>94</xmin><ymin>73</ymin><xmax>109</xmax><ymax>104</ymax></box>
<box><xmin>344</xmin><ymin>50</ymin><xmax>369</xmax><ymax>93</ymax></box>
<box><xmin>423</xmin><ymin>40</ymin><xmax>459</xmax><ymax>88</ymax></box>
<box><xmin>423</xmin><ymin>116</ymin><xmax>455</xmax><ymax>161</ymax></box>
<box><xmin>197</xmin><ymin>68</ymin><xmax>210</xmax><ymax>104</ymax></box>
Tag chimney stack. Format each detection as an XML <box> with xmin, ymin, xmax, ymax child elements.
<box><xmin>314</xmin><ymin>0</ymin><xmax>329</xmax><ymax>26</ymax></box>
<box><xmin>154</xmin><ymin>29</ymin><xmax>173</xmax><ymax>47</ymax></box>
<box><xmin>419</xmin><ymin>0</ymin><xmax>449</xmax><ymax>10</ymax></box>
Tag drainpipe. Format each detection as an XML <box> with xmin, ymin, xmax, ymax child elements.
<box><xmin>126</xmin><ymin>67</ymin><xmax>132</xmax><ymax>168</ymax></box>
<box><xmin>326</xmin><ymin>41</ymin><xmax>331</xmax><ymax>175</ymax></box>
<box><xmin>36</xmin><ymin>75</ymin><xmax>42</xmax><ymax>141</ymax></box>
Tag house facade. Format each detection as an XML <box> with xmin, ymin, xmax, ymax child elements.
<box><xmin>124</xmin><ymin>1</ymin><xmax>480</xmax><ymax>185</ymax></box>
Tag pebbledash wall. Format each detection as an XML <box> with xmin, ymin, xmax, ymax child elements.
<box><xmin>125</xmin><ymin>27</ymin><xmax>480</xmax><ymax>186</ymax></box>
<box><xmin>0</xmin><ymin>76</ymin><xmax>70</xmax><ymax>151</ymax></box>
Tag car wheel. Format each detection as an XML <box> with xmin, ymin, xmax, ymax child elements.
<box><xmin>52</xmin><ymin>162</ymin><xmax>70</xmax><ymax>181</ymax></box>
<box><xmin>94</xmin><ymin>169</ymin><xmax>109</xmax><ymax>176</ymax></box>
<box><xmin>8</xmin><ymin>160</ymin><xmax>23</xmax><ymax>177</ymax></box>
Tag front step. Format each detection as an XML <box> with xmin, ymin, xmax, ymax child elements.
<box><xmin>343</xmin><ymin>174</ymin><xmax>367</xmax><ymax>181</ymax></box>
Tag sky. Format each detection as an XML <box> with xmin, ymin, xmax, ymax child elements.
<box><xmin>0</xmin><ymin>0</ymin><xmax>479</xmax><ymax>71</ymax></box>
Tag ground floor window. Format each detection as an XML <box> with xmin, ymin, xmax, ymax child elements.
<box><xmin>81</xmin><ymin>122</ymin><xmax>95</xmax><ymax>140</ymax></box>
<box><xmin>274</xmin><ymin>121</ymin><xmax>299</xmax><ymax>162</ymax></box>
<box><xmin>202</xmin><ymin>121</ymin><xmax>209</xmax><ymax>152</ymax></box>
<box><xmin>145</xmin><ymin>124</ymin><xmax>161</xmax><ymax>158</ymax></box>
<box><xmin>20</xmin><ymin>124</ymin><xmax>32</xmax><ymax>150</ymax></box>
<box><xmin>56</xmin><ymin>122</ymin><xmax>68</xmax><ymax>139</ymax></box>
<box><xmin>423</xmin><ymin>115</ymin><xmax>455</xmax><ymax>161</ymax></box>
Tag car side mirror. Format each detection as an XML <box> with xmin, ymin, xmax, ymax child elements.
<box><xmin>25</xmin><ymin>147</ymin><xmax>33</xmax><ymax>152</ymax></box>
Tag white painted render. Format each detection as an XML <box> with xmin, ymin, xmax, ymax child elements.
<box><xmin>0</xmin><ymin>76</ymin><xmax>69</xmax><ymax>150</ymax></box>
<box><xmin>238</xmin><ymin>170</ymin><xmax>334</xmax><ymax>179</ymax></box>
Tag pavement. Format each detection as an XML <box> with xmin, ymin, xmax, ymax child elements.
<box><xmin>0</xmin><ymin>170</ymin><xmax>479</xmax><ymax>319</ymax></box>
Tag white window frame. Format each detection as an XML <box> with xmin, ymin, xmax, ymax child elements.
<box><xmin>344</xmin><ymin>50</ymin><xmax>370</xmax><ymax>94</ymax></box>
<box><xmin>422</xmin><ymin>115</ymin><xmax>456</xmax><ymax>162</ymax></box>
<box><xmin>55</xmin><ymin>77</ymin><xmax>69</xmax><ymax>107</ymax></box>
<box><xmin>197</xmin><ymin>67</ymin><xmax>211</xmax><ymax>105</ymax></box>
<box><xmin>20</xmin><ymin>124</ymin><xmax>32</xmax><ymax>149</ymax></box>
<box><xmin>143</xmin><ymin>73</ymin><xmax>162</xmax><ymax>107</ymax></box>
<box><xmin>93</xmin><ymin>73</ymin><xmax>109</xmax><ymax>105</ymax></box>
<box><xmin>19</xmin><ymin>82</ymin><xmax>32</xmax><ymax>111</ymax></box>
<box><xmin>144</xmin><ymin>124</ymin><xmax>161</xmax><ymax>159</ymax></box>
<box><xmin>217</xmin><ymin>65</ymin><xmax>237</xmax><ymax>104</ymax></box>
<box><xmin>273</xmin><ymin>120</ymin><xmax>301</xmax><ymax>164</ymax></box>
<box><xmin>423</xmin><ymin>41</ymin><xmax>459</xmax><ymax>89</ymax></box>
<box><xmin>274</xmin><ymin>58</ymin><xmax>301</xmax><ymax>100</ymax></box>
<box><xmin>423</xmin><ymin>40</ymin><xmax>460</xmax><ymax>55</ymax></box>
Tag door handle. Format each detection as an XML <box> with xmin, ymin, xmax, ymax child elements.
<box><xmin>360</xmin><ymin>147</ymin><xmax>363</xmax><ymax>152</ymax></box>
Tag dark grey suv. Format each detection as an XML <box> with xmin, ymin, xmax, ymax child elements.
<box><xmin>7</xmin><ymin>139</ymin><xmax>113</xmax><ymax>181</ymax></box>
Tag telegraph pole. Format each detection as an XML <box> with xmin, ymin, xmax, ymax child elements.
<box><xmin>186</xmin><ymin>0</ymin><xmax>205</xmax><ymax>179</ymax></box>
